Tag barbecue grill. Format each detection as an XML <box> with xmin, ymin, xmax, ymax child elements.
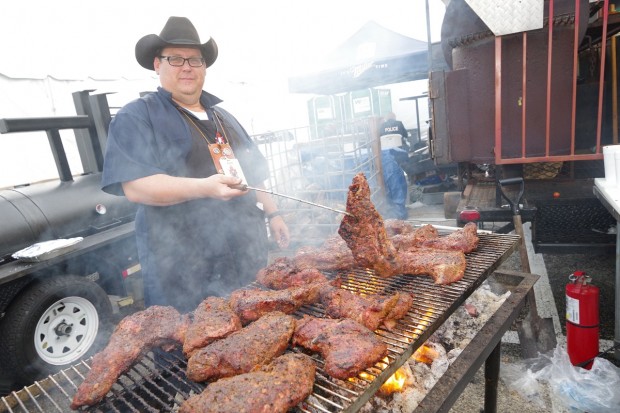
<box><xmin>0</xmin><ymin>232</ymin><xmax>521</xmax><ymax>413</ymax></box>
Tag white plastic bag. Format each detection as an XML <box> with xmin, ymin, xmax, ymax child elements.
<box><xmin>501</xmin><ymin>344</ymin><xmax>620</xmax><ymax>413</ymax></box>
<box><xmin>500</xmin><ymin>353</ymin><xmax>549</xmax><ymax>409</ymax></box>
<box><xmin>543</xmin><ymin>346</ymin><xmax>620</xmax><ymax>413</ymax></box>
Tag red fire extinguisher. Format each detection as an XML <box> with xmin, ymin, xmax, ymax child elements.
<box><xmin>565</xmin><ymin>271</ymin><xmax>599</xmax><ymax>369</ymax></box>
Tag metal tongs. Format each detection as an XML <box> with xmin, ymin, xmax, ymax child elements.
<box><xmin>237</xmin><ymin>184</ymin><xmax>353</xmax><ymax>217</ymax></box>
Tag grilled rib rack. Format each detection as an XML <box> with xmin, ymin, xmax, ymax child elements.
<box><xmin>0</xmin><ymin>232</ymin><xmax>520</xmax><ymax>413</ymax></box>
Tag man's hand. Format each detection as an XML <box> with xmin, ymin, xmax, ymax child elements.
<box><xmin>268</xmin><ymin>216</ymin><xmax>290</xmax><ymax>249</ymax></box>
<box><xmin>203</xmin><ymin>174</ymin><xmax>248</xmax><ymax>200</ymax></box>
<box><xmin>122</xmin><ymin>173</ymin><xmax>248</xmax><ymax>206</ymax></box>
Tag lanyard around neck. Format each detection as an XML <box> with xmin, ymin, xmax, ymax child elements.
<box><xmin>178</xmin><ymin>106</ymin><xmax>228</xmax><ymax>145</ymax></box>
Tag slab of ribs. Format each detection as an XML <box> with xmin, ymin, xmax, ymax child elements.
<box><xmin>183</xmin><ymin>296</ymin><xmax>242</xmax><ymax>357</ymax></box>
<box><xmin>186</xmin><ymin>311</ymin><xmax>295</xmax><ymax>382</ymax></box>
<box><xmin>338</xmin><ymin>172</ymin><xmax>477</xmax><ymax>284</ymax></box>
<box><xmin>338</xmin><ymin>172</ymin><xmax>399</xmax><ymax>276</ymax></box>
<box><xmin>228</xmin><ymin>283</ymin><xmax>325</xmax><ymax>325</ymax></box>
<box><xmin>293</xmin><ymin>315</ymin><xmax>388</xmax><ymax>380</ymax></box>
<box><xmin>390</xmin><ymin>221</ymin><xmax>479</xmax><ymax>254</ymax></box>
<box><xmin>179</xmin><ymin>353</ymin><xmax>315</xmax><ymax>413</ymax></box>
<box><xmin>293</xmin><ymin>234</ymin><xmax>355</xmax><ymax>271</ymax></box>
<box><xmin>70</xmin><ymin>305</ymin><xmax>189</xmax><ymax>409</ymax></box>
<box><xmin>320</xmin><ymin>284</ymin><xmax>413</xmax><ymax>331</ymax></box>
<box><xmin>256</xmin><ymin>256</ymin><xmax>330</xmax><ymax>288</ymax></box>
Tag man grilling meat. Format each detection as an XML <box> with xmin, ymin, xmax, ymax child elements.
<box><xmin>101</xmin><ymin>17</ymin><xmax>289</xmax><ymax>312</ymax></box>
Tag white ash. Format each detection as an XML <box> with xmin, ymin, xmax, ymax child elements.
<box><xmin>434</xmin><ymin>283</ymin><xmax>511</xmax><ymax>351</ymax></box>
<box><xmin>446</xmin><ymin>347</ymin><xmax>463</xmax><ymax>365</ymax></box>
<box><xmin>360</xmin><ymin>281</ymin><xmax>511</xmax><ymax>413</ymax></box>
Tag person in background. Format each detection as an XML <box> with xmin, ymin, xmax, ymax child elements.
<box><xmin>379</xmin><ymin>112</ymin><xmax>409</xmax><ymax>152</ymax></box>
<box><xmin>378</xmin><ymin>112</ymin><xmax>409</xmax><ymax>220</ymax></box>
<box><xmin>101</xmin><ymin>16</ymin><xmax>289</xmax><ymax>313</ymax></box>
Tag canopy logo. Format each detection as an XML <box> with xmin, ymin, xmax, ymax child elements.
<box><xmin>340</xmin><ymin>62</ymin><xmax>389</xmax><ymax>79</ymax></box>
<box><xmin>352</xmin><ymin>62</ymin><xmax>373</xmax><ymax>78</ymax></box>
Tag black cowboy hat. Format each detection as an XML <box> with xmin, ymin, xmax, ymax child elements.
<box><xmin>135</xmin><ymin>16</ymin><xmax>218</xmax><ymax>70</ymax></box>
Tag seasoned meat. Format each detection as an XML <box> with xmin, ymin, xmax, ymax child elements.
<box><xmin>186</xmin><ymin>311</ymin><xmax>295</xmax><ymax>382</ymax></box>
<box><xmin>338</xmin><ymin>173</ymin><xmax>399</xmax><ymax>276</ymax></box>
<box><xmin>229</xmin><ymin>284</ymin><xmax>323</xmax><ymax>325</ymax></box>
<box><xmin>338</xmin><ymin>174</ymin><xmax>469</xmax><ymax>284</ymax></box>
<box><xmin>390</xmin><ymin>224</ymin><xmax>440</xmax><ymax>251</ymax></box>
<box><xmin>293</xmin><ymin>235</ymin><xmax>354</xmax><ymax>271</ymax></box>
<box><xmin>183</xmin><ymin>296</ymin><xmax>242</xmax><ymax>357</ymax></box>
<box><xmin>71</xmin><ymin>306</ymin><xmax>189</xmax><ymax>410</ymax></box>
<box><xmin>416</xmin><ymin>222</ymin><xmax>480</xmax><ymax>253</ymax></box>
<box><xmin>382</xmin><ymin>292</ymin><xmax>415</xmax><ymax>330</ymax></box>
<box><xmin>256</xmin><ymin>256</ymin><xmax>329</xmax><ymax>289</ymax></box>
<box><xmin>394</xmin><ymin>248</ymin><xmax>467</xmax><ymax>284</ymax></box>
<box><xmin>320</xmin><ymin>286</ymin><xmax>400</xmax><ymax>331</ymax></box>
<box><xmin>293</xmin><ymin>315</ymin><xmax>388</xmax><ymax>380</ymax></box>
<box><xmin>391</xmin><ymin>222</ymin><xmax>479</xmax><ymax>254</ymax></box>
<box><xmin>384</xmin><ymin>219</ymin><xmax>417</xmax><ymax>236</ymax></box>
<box><xmin>179</xmin><ymin>353</ymin><xmax>315</xmax><ymax>413</ymax></box>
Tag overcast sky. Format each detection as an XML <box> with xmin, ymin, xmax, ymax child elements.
<box><xmin>0</xmin><ymin>0</ymin><xmax>445</xmax><ymax>79</ymax></box>
<box><xmin>0</xmin><ymin>0</ymin><xmax>447</xmax><ymax>187</ymax></box>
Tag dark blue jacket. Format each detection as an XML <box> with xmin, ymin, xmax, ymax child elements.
<box><xmin>101</xmin><ymin>87</ymin><xmax>269</xmax><ymax>312</ymax></box>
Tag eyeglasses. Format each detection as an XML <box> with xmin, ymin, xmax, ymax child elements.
<box><xmin>159</xmin><ymin>56</ymin><xmax>205</xmax><ymax>67</ymax></box>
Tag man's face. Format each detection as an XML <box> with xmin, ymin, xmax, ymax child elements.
<box><xmin>153</xmin><ymin>46</ymin><xmax>206</xmax><ymax>101</ymax></box>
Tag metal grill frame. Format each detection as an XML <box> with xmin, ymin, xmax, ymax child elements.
<box><xmin>0</xmin><ymin>232</ymin><xmax>520</xmax><ymax>413</ymax></box>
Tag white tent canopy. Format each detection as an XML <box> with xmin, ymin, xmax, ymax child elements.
<box><xmin>0</xmin><ymin>0</ymin><xmax>446</xmax><ymax>187</ymax></box>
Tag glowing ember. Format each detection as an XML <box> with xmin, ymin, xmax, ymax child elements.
<box><xmin>412</xmin><ymin>344</ymin><xmax>439</xmax><ymax>365</ymax></box>
<box><xmin>357</xmin><ymin>371</ymin><xmax>372</xmax><ymax>381</ymax></box>
<box><xmin>378</xmin><ymin>366</ymin><xmax>408</xmax><ymax>396</ymax></box>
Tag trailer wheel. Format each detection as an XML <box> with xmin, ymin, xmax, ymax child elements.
<box><xmin>0</xmin><ymin>275</ymin><xmax>113</xmax><ymax>384</ymax></box>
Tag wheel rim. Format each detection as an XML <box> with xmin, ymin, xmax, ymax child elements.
<box><xmin>34</xmin><ymin>296</ymin><xmax>100</xmax><ymax>365</ymax></box>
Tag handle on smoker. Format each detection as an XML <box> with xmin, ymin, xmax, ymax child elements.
<box><xmin>497</xmin><ymin>177</ymin><xmax>525</xmax><ymax>215</ymax></box>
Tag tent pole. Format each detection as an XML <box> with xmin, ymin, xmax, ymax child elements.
<box><xmin>425</xmin><ymin>0</ymin><xmax>433</xmax><ymax>72</ymax></box>
<box><xmin>425</xmin><ymin>0</ymin><xmax>433</xmax><ymax>118</ymax></box>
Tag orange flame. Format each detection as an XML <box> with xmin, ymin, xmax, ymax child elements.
<box><xmin>412</xmin><ymin>344</ymin><xmax>439</xmax><ymax>365</ymax></box>
<box><xmin>378</xmin><ymin>366</ymin><xmax>408</xmax><ymax>396</ymax></box>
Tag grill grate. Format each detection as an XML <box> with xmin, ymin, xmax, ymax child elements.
<box><xmin>0</xmin><ymin>232</ymin><xmax>519</xmax><ymax>413</ymax></box>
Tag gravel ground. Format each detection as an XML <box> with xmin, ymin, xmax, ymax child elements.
<box><xmin>449</xmin><ymin>343</ymin><xmax>554</xmax><ymax>413</ymax></box>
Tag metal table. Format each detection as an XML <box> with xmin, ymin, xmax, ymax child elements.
<box><xmin>415</xmin><ymin>269</ymin><xmax>538</xmax><ymax>413</ymax></box>
<box><xmin>592</xmin><ymin>178</ymin><xmax>620</xmax><ymax>360</ymax></box>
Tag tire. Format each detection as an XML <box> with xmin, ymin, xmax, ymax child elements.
<box><xmin>0</xmin><ymin>275</ymin><xmax>113</xmax><ymax>384</ymax></box>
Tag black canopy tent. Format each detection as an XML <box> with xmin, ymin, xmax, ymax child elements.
<box><xmin>288</xmin><ymin>21</ymin><xmax>447</xmax><ymax>95</ymax></box>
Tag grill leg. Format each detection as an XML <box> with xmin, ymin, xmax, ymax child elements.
<box><xmin>483</xmin><ymin>342</ymin><xmax>501</xmax><ymax>413</ymax></box>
